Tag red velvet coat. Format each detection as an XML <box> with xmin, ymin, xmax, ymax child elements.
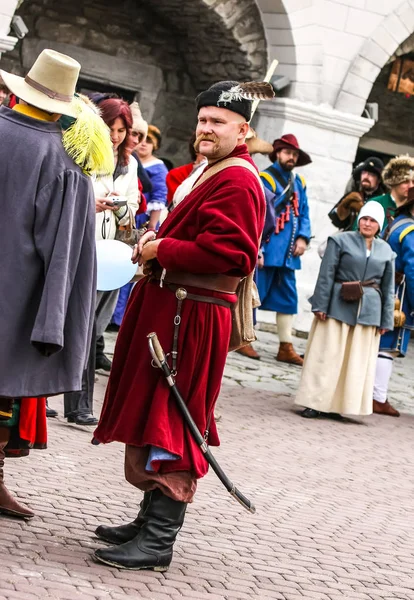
<box><xmin>93</xmin><ymin>144</ymin><xmax>265</xmax><ymax>478</ymax></box>
<box><xmin>166</xmin><ymin>163</ymin><xmax>193</xmax><ymax>204</ymax></box>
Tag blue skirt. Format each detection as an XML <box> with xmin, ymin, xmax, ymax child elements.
<box><xmin>380</xmin><ymin>327</ymin><xmax>411</xmax><ymax>357</ymax></box>
<box><xmin>257</xmin><ymin>266</ymin><xmax>298</xmax><ymax>314</ymax></box>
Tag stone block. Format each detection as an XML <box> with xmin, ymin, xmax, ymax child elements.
<box><xmin>320</xmin><ymin>82</ymin><xmax>341</xmax><ymax>107</ymax></box>
<box><xmin>0</xmin><ymin>0</ymin><xmax>19</xmax><ymax>19</ymax></box>
<box><xmin>289</xmin><ymin>81</ymin><xmax>321</xmax><ymax>104</ymax></box>
<box><xmin>320</xmin><ymin>28</ymin><xmax>364</xmax><ymax>60</ymax></box>
<box><xmin>323</xmin><ymin>55</ymin><xmax>351</xmax><ymax>86</ymax></box>
<box><xmin>341</xmin><ymin>72</ymin><xmax>374</xmax><ymax>100</ymax></box>
<box><xmin>335</xmin><ymin>89</ymin><xmax>366</xmax><ymax>115</ymax></box>
<box><xmin>360</xmin><ymin>39</ymin><xmax>390</xmax><ymax>68</ymax></box>
<box><xmin>289</xmin><ymin>6</ymin><xmax>314</xmax><ymax>29</ymax></box>
<box><xmin>350</xmin><ymin>55</ymin><xmax>381</xmax><ymax>83</ymax></box>
<box><xmin>292</xmin><ymin>24</ymin><xmax>320</xmax><ymax>45</ymax></box>
<box><xmin>295</xmin><ymin>45</ymin><xmax>323</xmax><ymax>66</ymax></box>
<box><xmin>318</xmin><ymin>0</ymin><xmax>349</xmax><ymax>31</ymax></box>
<box><xmin>267</xmin><ymin>28</ymin><xmax>295</xmax><ymax>46</ymax></box>
<box><xmin>396</xmin><ymin>3</ymin><xmax>414</xmax><ymax>32</ymax></box>
<box><xmin>262</xmin><ymin>13</ymin><xmax>291</xmax><ymax>29</ymax></box>
<box><xmin>365</xmin><ymin>0</ymin><xmax>401</xmax><ymax>15</ymax></box>
<box><xmin>345</xmin><ymin>7</ymin><xmax>383</xmax><ymax>37</ymax></box>
<box><xmin>383</xmin><ymin>13</ymin><xmax>411</xmax><ymax>45</ymax></box>
<box><xmin>283</xmin><ymin>0</ymin><xmax>313</xmax><ymax>10</ymax></box>
<box><xmin>295</xmin><ymin>64</ymin><xmax>321</xmax><ymax>84</ymax></box>
<box><xmin>370</xmin><ymin>25</ymin><xmax>399</xmax><ymax>56</ymax></box>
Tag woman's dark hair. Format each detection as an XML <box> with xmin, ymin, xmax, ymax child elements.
<box><xmin>96</xmin><ymin>97</ymin><xmax>133</xmax><ymax>167</ymax></box>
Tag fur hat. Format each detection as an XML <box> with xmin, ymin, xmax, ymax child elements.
<box><xmin>130</xmin><ymin>102</ymin><xmax>148</xmax><ymax>141</ymax></box>
<box><xmin>396</xmin><ymin>185</ymin><xmax>414</xmax><ymax>216</ymax></box>
<box><xmin>382</xmin><ymin>155</ymin><xmax>414</xmax><ymax>188</ymax></box>
<box><xmin>196</xmin><ymin>80</ymin><xmax>274</xmax><ymax>122</ymax></box>
<box><xmin>146</xmin><ymin>124</ymin><xmax>162</xmax><ymax>150</ymax></box>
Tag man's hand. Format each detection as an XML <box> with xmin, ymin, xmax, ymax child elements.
<box><xmin>257</xmin><ymin>255</ymin><xmax>264</xmax><ymax>269</ymax></box>
<box><xmin>314</xmin><ymin>311</ymin><xmax>327</xmax><ymax>321</ymax></box>
<box><xmin>378</xmin><ymin>328</ymin><xmax>389</xmax><ymax>336</ymax></box>
<box><xmin>293</xmin><ymin>237</ymin><xmax>307</xmax><ymax>257</ymax></box>
<box><xmin>139</xmin><ymin>239</ymin><xmax>162</xmax><ymax>265</ymax></box>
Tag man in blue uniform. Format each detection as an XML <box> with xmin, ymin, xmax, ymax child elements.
<box><xmin>373</xmin><ymin>186</ymin><xmax>414</xmax><ymax>417</ymax></box>
<box><xmin>258</xmin><ymin>134</ymin><xmax>311</xmax><ymax>366</ymax></box>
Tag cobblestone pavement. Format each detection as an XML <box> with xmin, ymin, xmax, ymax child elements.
<box><xmin>1</xmin><ymin>330</ymin><xmax>414</xmax><ymax>600</ymax></box>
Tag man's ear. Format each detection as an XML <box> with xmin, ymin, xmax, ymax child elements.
<box><xmin>239</xmin><ymin>121</ymin><xmax>250</xmax><ymax>139</ymax></box>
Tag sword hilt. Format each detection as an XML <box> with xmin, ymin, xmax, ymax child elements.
<box><xmin>148</xmin><ymin>332</ymin><xmax>166</xmax><ymax>366</ymax></box>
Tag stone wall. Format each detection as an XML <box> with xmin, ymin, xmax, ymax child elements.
<box><xmin>1</xmin><ymin>0</ymin><xmax>267</xmax><ymax>166</ymax></box>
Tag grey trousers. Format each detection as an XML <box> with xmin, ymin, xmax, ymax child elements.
<box><xmin>63</xmin><ymin>290</ymin><xmax>119</xmax><ymax>417</ymax></box>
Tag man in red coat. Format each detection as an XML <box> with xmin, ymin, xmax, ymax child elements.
<box><xmin>93</xmin><ymin>80</ymin><xmax>269</xmax><ymax>571</ymax></box>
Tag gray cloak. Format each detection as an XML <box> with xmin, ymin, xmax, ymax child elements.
<box><xmin>0</xmin><ymin>106</ymin><xmax>96</xmax><ymax>397</ymax></box>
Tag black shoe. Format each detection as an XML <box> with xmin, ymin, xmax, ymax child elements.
<box><xmin>95</xmin><ymin>354</ymin><xmax>112</xmax><ymax>372</ymax></box>
<box><xmin>95</xmin><ymin>494</ymin><xmax>151</xmax><ymax>545</ymax></box>
<box><xmin>46</xmin><ymin>401</ymin><xmax>58</xmax><ymax>418</ymax></box>
<box><xmin>301</xmin><ymin>408</ymin><xmax>321</xmax><ymax>419</ymax></box>
<box><xmin>94</xmin><ymin>489</ymin><xmax>187</xmax><ymax>571</ymax></box>
<box><xmin>67</xmin><ymin>413</ymin><xmax>98</xmax><ymax>426</ymax></box>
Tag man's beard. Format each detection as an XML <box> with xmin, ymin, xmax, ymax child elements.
<box><xmin>360</xmin><ymin>179</ymin><xmax>376</xmax><ymax>193</ymax></box>
<box><xmin>194</xmin><ymin>133</ymin><xmax>220</xmax><ymax>156</ymax></box>
<box><xmin>279</xmin><ymin>158</ymin><xmax>296</xmax><ymax>172</ymax></box>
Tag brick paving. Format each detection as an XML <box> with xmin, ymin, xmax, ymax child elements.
<box><xmin>1</xmin><ymin>330</ymin><xmax>414</xmax><ymax>599</ymax></box>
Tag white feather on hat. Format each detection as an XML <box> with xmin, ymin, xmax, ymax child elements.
<box><xmin>130</xmin><ymin>102</ymin><xmax>148</xmax><ymax>140</ymax></box>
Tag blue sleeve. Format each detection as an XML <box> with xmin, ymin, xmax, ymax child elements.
<box><xmin>147</xmin><ymin>163</ymin><xmax>168</xmax><ymax>207</ymax></box>
<box><xmin>401</xmin><ymin>233</ymin><xmax>414</xmax><ymax>310</ymax></box>
<box><xmin>296</xmin><ymin>178</ymin><xmax>311</xmax><ymax>242</ymax></box>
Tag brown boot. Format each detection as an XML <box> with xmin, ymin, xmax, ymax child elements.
<box><xmin>0</xmin><ymin>428</ymin><xmax>34</xmax><ymax>519</ymax></box>
<box><xmin>276</xmin><ymin>342</ymin><xmax>304</xmax><ymax>366</ymax></box>
<box><xmin>236</xmin><ymin>343</ymin><xmax>260</xmax><ymax>360</ymax></box>
<box><xmin>373</xmin><ymin>399</ymin><xmax>400</xmax><ymax>417</ymax></box>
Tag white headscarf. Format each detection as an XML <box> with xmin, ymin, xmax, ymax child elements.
<box><xmin>357</xmin><ymin>201</ymin><xmax>385</xmax><ymax>232</ymax></box>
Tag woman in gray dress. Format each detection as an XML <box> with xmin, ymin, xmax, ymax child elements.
<box><xmin>296</xmin><ymin>201</ymin><xmax>395</xmax><ymax>418</ymax></box>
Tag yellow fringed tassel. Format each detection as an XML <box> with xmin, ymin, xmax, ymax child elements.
<box><xmin>62</xmin><ymin>95</ymin><xmax>114</xmax><ymax>177</ymax></box>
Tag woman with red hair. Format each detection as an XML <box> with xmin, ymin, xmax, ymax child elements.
<box><xmin>62</xmin><ymin>96</ymin><xmax>140</xmax><ymax>425</ymax></box>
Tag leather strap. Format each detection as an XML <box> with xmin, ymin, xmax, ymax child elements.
<box><xmin>191</xmin><ymin>156</ymin><xmax>264</xmax><ymax>193</ymax></box>
<box><xmin>24</xmin><ymin>75</ymin><xmax>73</xmax><ymax>103</ymax></box>
<box><xmin>165</xmin><ymin>284</ymin><xmax>232</xmax><ymax>308</ymax></box>
<box><xmin>336</xmin><ymin>279</ymin><xmax>380</xmax><ymax>290</ymax></box>
<box><xmin>154</xmin><ymin>270</ymin><xmax>240</xmax><ymax>294</ymax></box>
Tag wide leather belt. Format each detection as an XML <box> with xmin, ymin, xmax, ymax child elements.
<box><xmin>153</xmin><ymin>270</ymin><xmax>240</xmax><ymax>294</ymax></box>
<box><xmin>336</xmin><ymin>279</ymin><xmax>380</xmax><ymax>290</ymax></box>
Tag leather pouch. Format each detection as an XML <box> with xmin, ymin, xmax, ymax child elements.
<box><xmin>340</xmin><ymin>281</ymin><xmax>363</xmax><ymax>302</ymax></box>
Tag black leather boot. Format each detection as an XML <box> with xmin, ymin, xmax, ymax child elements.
<box><xmin>95</xmin><ymin>493</ymin><xmax>151</xmax><ymax>545</ymax></box>
<box><xmin>94</xmin><ymin>489</ymin><xmax>187</xmax><ymax>571</ymax></box>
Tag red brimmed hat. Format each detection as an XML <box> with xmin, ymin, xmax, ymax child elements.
<box><xmin>269</xmin><ymin>133</ymin><xmax>312</xmax><ymax>167</ymax></box>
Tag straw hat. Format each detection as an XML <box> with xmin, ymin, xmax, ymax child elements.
<box><xmin>0</xmin><ymin>49</ymin><xmax>80</xmax><ymax>118</ymax></box>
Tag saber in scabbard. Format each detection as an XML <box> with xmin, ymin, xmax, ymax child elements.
<box><xmin>147</xmin><ymin>332</ymin><xmax>256</xmax><ymax>514</ymax></box>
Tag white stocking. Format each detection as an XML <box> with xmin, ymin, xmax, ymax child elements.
<box><xmin>276</xmin><ymin>313</ymin><xmax>294</xmax><ymax>343</ymax></box>
<box><xmin>373</xmin><ymin>353</ymin><xmax>394</xmax><ymax>403</ymax></box>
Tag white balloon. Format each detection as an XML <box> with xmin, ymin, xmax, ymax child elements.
<box><xmin>96</xmin><ymin>239</ymin><xmax>137</xmax><ymax>291</ymax></box>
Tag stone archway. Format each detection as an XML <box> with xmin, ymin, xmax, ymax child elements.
<box><xmin>138</xmin><ymin>0</ymin><xmax>268</xmax><ymax>90</ymax></box>
<box><xmin>335</xmin><ymin>1</ymin><xmax>414</xmax><ymax>116</ymax></box>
